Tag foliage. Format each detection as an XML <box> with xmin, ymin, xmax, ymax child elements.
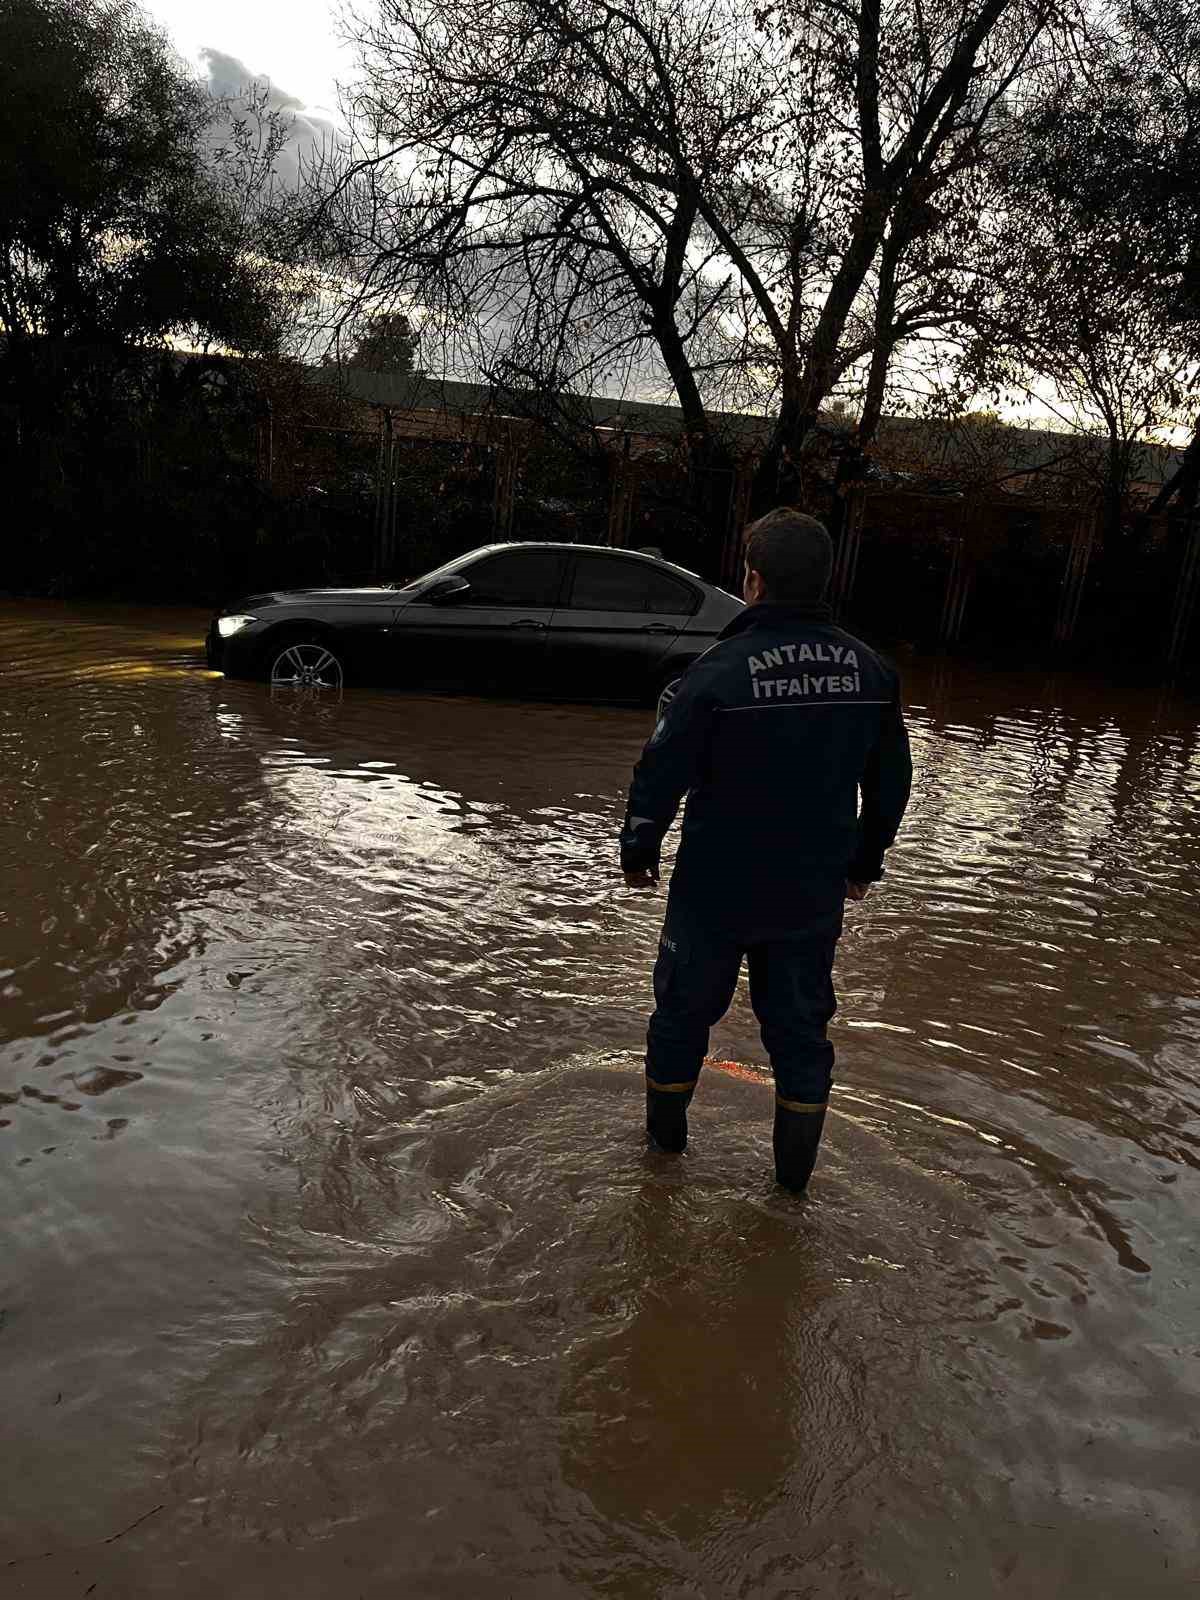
<box><xmin>0</xmin><ymin>0</ymin><xmax>288</xmax><ymax>360</ymax></box>
<box><xmin>326</xmin><ymin>311</ymin><xmax>420</xmax><ymax>372</ymax></box>
<box><xmin>935</xmin><ymin>0</ymin><xmax>1200</xmax><ymax>535</ymax></box>
<box><xmin>0</xmin><ymin>0</ymin><xmax>316</xmax><ymax>593</ymax></box>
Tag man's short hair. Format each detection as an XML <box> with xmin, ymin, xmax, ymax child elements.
<box><xmin>743</xmin><ymin>508</ymin><xmax>833</xmax><ymax>604</ymax></box>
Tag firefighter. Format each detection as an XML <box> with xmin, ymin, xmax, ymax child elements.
<box><xmin>620</xmin><ymin>508</ymin><xmax>912</xmax><ymax>1191</ymax></box>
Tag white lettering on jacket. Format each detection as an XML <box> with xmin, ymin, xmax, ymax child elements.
<box><xmin>749</xmin><ymin>670</ymin><xmax>863</xmax><ymax>700</ymax></box>
<box><xmin>749</xmin><ymin>644</ymin><xmax>858</xmax><ymax>675</ymax></box>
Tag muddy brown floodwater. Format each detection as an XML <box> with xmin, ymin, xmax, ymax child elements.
<box><xmin>2</xmin><ymin>600</ymin><xmax>1199</xmax><ymax>1598</ymax></box>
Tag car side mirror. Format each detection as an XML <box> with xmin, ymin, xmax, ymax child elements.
<box><xmin>426</xmin><ymin>576</ymin><xmax>471</xmax><ymax>605</ymax></box>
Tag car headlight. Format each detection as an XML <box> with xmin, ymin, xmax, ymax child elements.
<box><xmin>217</xmin><ymin>614</ymin><xmax>257</xmax><ymax>638</ymax></box>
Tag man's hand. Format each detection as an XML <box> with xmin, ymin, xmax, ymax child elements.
<box><xmin>846</xmin><ymin>880</ymin><xmax>871</xmax><ymax>902</ymax></box>
<box><xmin>624</xmin><ymin>867</ymin><xmax>660</xmax><ymax>890</ymax></box>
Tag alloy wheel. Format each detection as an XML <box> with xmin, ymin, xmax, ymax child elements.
<box><xmin>656</xmin><ymin>676</ymin><xmax>682</xmax><ymax>719</ymax></box>
<box><xmin>269</xmin><ymin>641</ymin><xmax>344</xmax><ymax>691</ymax></box>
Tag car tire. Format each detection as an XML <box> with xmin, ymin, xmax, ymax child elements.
<box><xmin>654</xmin><ymin>669</ymin><xmax>691</xmax><ymax>720</ymax></box>
<box><xmin>263</xmin><ymin>630</ymin><xmax>346</xmax><ymax>692</ymax></box>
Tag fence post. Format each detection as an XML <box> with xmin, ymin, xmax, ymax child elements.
<box><xmin>720</xmin><ymin>461</ymin><xmax>754</xmax><ymax>588</ymax></box>
<box><xmin>257</xmin><ymin>400</ymin><xmax>274</xmax><ymax>485</ymax></box>
<box><xmin>830</xmin><ymin>486</ymin><xmax>867</xmax><ymax>618</ymax></box>
<box><xmin>386</xmin><ymin>435</ymin><xmax>399</xmax><ymax>572</ymax></box>
<box><xmin>1054</xmin><ymin>508</ymin><xmax>1098</xmax><ymax>646</ymax></box>
<box><xmin>1166</xmin><ymin>505</ymin><xmax>1200</xmax><ymax>673</ymax></box>
<box><xmin>492</xmin><ymin>424</ymin><xmax>519</xmax><ymax>539</ymax></box>
<box><xmin>938</xmin><ymin>524</ymin><xmax>972</xmax><ymax>646</ymax></box>
<box><xmin>607</xmin><ymin>432</ymin><xmax>633</xmax><ymax>547</ymax></box>
<box><xmin>373</xmin><ymin>407</ymin><xmax>394</xmax><ymax>580</ymax></box>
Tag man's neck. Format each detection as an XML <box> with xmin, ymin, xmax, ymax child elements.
<box><xmin>749</xmin><ymin>599</ymin><xmax>832</xmax><ymax>618</ymax></box>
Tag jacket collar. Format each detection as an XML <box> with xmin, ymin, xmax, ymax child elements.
<box><xmin>718</xmin><ymin>601</ymin><xmax>833</xmax><ymax>641</ymax></box>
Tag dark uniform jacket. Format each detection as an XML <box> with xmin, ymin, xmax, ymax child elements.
<box><xmin>620</xmin><ymin>603</ymin><xmax>912</xmax><ymax>937</ymax></box>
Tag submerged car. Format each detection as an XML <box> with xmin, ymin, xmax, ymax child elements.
<box><xmin>206</xmin><ymin>541</ymin><xmax>742</xmax><ymax>704</ymax></box>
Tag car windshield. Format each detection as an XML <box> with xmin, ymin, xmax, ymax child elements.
<box><xmin>392</xmin><ymin>551</ymin><xmax>494</xmax><ymax>593</ymax></box>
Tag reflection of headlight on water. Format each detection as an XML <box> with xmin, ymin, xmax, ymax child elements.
<box><xmin>218</xmin><ymin>614</ymin><xmax>257</xmax><ymax>637</ymax></box>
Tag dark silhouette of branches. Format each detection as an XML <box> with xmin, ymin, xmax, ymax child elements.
<box><xmin>297</xmin><ymin>0</ymin><xmax>1078</xmax><ymax>513</ymax></box>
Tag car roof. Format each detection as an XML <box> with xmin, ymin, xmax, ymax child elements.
<box><xmin>474</xmin><ymin>541</ymin><xmax>708</xmax><ymax>585</ymax></box>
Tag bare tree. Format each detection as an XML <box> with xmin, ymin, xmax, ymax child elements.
<box><xmin>302</xmin><ymin>0</ymin><xmax>1075</xmax><ymax>525</ymax></box>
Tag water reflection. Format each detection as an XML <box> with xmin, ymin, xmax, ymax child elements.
<box><xmin>558</xmin><ymin>1173</ymin><xmax>839</xmax><ymax>1540</ymax></box>
<box><xmin>2</xmin><ymin>604</ymin><xmax>1200</xmax><ymax>1593</ymax></box>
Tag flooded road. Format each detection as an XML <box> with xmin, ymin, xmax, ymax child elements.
<box><xmin>2</xmin><ymin>600</ymin><xmax>1199</xmax><ymax>1598</ymax></box>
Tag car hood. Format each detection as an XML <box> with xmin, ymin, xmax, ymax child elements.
<box><xmin>225</xmin><ymin>586</ymin><xmax>399</xmax><ymax>610</ymax></box>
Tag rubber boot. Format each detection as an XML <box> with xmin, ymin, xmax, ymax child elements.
<box><xmin>773</xmin><ymin>1103</ymin><xmax>827</xmax><ymax>1192</ymax></box>
<box><xmin>646</xmin><ymin>1086</ymin><xmax>693</xmax><ymax>1152</ymax></box>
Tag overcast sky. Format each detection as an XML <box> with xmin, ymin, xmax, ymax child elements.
<box><xmin>146</xmin><ymin>0</ymin><xmax>351</xmax><ymax>125</ymax></box>
<box><xmin>138</xmin><ymin>0</ymin><xmax>1189</xmax><ymax>437</ymax></box>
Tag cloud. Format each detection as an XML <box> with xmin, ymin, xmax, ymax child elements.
<box><xmin>199</xmin><ymin>48</ymin><xmax>341</xmax><ymax>190</ymax></box>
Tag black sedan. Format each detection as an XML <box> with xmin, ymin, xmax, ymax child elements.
<box><xmin>206</xmin><ymin>541</ymin><xmax>743</xmax><ymax>704</ymax></box>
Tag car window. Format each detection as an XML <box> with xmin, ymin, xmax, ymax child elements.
<box><xmin>460</xmin><ymin>549</ymin><xmax>566</xmax><ymax>608</ymax></box>
<box><xmin>565</xmin><ymin>554</ymin><xmax>697</xmax><ymax>614</ymax></box>
<box><xmin>642</xmin><ymin>569</ymin><xmax>699</xmax><ymax>615</ymax></box>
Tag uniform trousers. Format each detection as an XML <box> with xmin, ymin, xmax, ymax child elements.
<box><xmin>646</xmin><ymin>893</ymin><xmax>842</xmax><ymax>1109</ymax></box>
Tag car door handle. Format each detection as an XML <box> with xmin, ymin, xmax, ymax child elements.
<box><xmin>642</xmin><ymin>623</ymin><xmax>676</xmax><ymax>634</ymax></box>
<box><xmin>508</xmin><ymin>619</ymin><xmax>547</xmax><ymax>630</ymax></box>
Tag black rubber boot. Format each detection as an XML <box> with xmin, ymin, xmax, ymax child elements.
<box><xmin>646</xmin><ymin>1086</ymin><xmax>693</xmax><ymax>1152</ymax></box>
<box><xmin>773</xmin><ymin>1103</ymin><xmax>827</xmax><ymax>1192</ymax></box>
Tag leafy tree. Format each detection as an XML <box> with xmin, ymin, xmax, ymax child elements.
<box><xmin>0</xmin><ymin>0</ymin><xmax>310</xmax><ymax>590</ymax></box>
<box><xmin>0</xmin><ymin>0</ymin><xmax>291</xmax><ymax>397</ymax></box>
<box><xmin>334</xmin><ymin>312</ymin><xmax>420</xmax><ymax>372</ymax></box>
<box><xmin>942</xmin><ymin>0</ymin><xmax>1200</xmax><ymax>538</ymax></box>
<box><xmin>1059</xmin><ymin>0</ymin><xmax>1200</xmax><ymax>520</ymax></box>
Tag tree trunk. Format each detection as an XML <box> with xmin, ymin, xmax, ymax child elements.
<box><xmin>749</xmin><ymin>207</ymin><xmax>890</xmax><ymax>517</ymax></box>
<box><xmin>653</xmin><ymin>314</ymin><xmax>728</xmax><ymax>473</ymax></box>
<box><xmin>748</xmin><ymin>385</ymin><xmax>808</xmax><ymax>516</ymax></box>
<box><xmin>858</xmin><ymin>231</ymin><xmax>900</xmax><ymax>447</ymax></box>
<box><xmin>800</xmin><ymin>209</ymin><xmax>889</xmax><ymax>418</ymax></box>
<box><xmin>1102</xmin><ymin>434</ymin><xmax>1127</xmax><ymax>551</ymax></box>
<box><xmin>652</xmin><ymin>312</ymin><xmax>735</xmax><ymax>573</ymax></box>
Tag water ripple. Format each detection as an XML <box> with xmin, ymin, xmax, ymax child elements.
<box><xmin>3</xmin><ymin>605</ymin><xmax>1200</xmax><ymax>1594</ymax></box>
